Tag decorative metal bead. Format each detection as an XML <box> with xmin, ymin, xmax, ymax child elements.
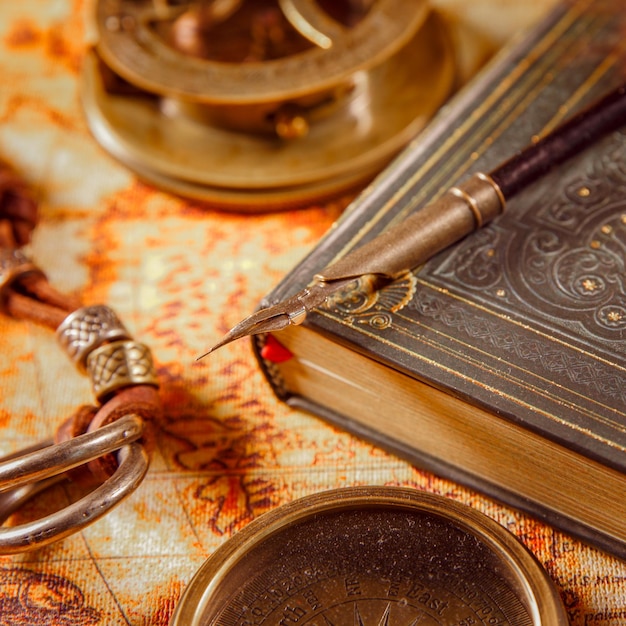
<box><xmin>0</xmin><ymin>248</ymin><xmax>45</xmax><ymax>312</ymax></box>
<box><xmin>86</xmin><ymin>340</ymin><xmax>159</xmax><ymax>402</ymax></box>
<box><xmin>56</xmin><ymin>305</ymin><xmax>132</xmax><ymax>371</ymax></box>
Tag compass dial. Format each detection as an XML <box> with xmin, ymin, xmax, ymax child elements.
<box><xmin>170</xmin><ymin>488</ymin><xmax>568</xmax><ymax>625</ymax></box>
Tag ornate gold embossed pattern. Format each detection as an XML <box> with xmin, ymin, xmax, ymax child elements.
<box><xmin>419</xmin><ymin>131</ymin><xmax>626</xmax><ymax>426</ymax></box>
<box><xmin>1</xmin><ymin>1</ymin><xmax>626</xmax><ymax>625</ymax></box>
<box><xmin>433</xmin><ymin>131</ymin><xmax>626</xmax><ymax>346</ymax></box>
<box><xmin>323</xmin><ymin>271</ymin><xmax>417</xmax><ymax>330</ymax></box>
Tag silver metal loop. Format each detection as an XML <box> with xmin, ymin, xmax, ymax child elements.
<box><xmin>0</xmin><ymin>414</ymin><xmax>144</xmax><ymax>491</ymax></box>
<box><xmin>0</xmin><ymin>415</ymin><xmax>149</xmax><ymax>554</ymax></box>
<box><xmin>0</xmin><ymin>475</ymin><xmax>66</xmax><ymax>526</ymax></box>
<box><xmin>56</xmin><ymin>304</ymin><xmax>132</xmax><ymax>371</ymax></box>
<box><xmin>0</xmin><ymin>248</ymin><xmax>46</xmax><ymax>312</ymax></box>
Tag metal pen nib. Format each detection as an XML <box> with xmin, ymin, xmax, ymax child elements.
<box><xmin>199</xmin><ymin>278</ymin><xmax>355</xmax><ymax>358</ymax></box>
<box><xmin>201</xmin><ymin>170</ymin><xmax>507</xmax><ymax>358</ymax></box>
<box><xmin>202</xmin><ymin>83</ymin><xmax>626</xmax><ymax>357</ymax></box>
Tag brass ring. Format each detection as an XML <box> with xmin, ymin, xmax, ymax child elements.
<box><xmin>477</xmin><ymin>171</ymin><xmax>507</xmax><ymax>211</ymax></box>
<box><xmin>449</xmin><ymin>185</ymin><xmax>484</xmax><ymax>228</ymax></box>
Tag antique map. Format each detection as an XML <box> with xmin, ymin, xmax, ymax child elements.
<box><xmin>1</xmin><ymin>1</ymin><xmax>626</xmax><ymax>624</ymax></box>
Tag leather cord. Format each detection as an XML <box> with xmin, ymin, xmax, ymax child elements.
<box><xmin>0</xmin><ymin>159</ymin><xmax>162</xmax><ymax>488</ymax></box>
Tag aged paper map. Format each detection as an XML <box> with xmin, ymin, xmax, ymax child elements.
<box><xmin>0</xmin><ymin>1</ymin><xmax>625</xmax><ymax>624</ymax></box>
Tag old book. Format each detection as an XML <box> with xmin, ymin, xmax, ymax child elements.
<box><xmin>252</xmin><ymin>0</ymin><xmax>626</xmax><ymax>559</ymax></box>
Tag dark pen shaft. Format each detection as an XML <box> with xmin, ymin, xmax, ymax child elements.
<box><xmin>317</xmin><ymin>82</ymin><xmax>626</xmax><ymax>283</ymax></box>
<box><xmin>491</xmin><ymin>83</ymin><xmax>626</xmax><ymax>197</ymax></box>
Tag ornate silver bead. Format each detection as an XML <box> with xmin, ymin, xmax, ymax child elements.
<box><xmin>56</xmin><ymin>305</ymin><xmax>132</xmax><ymax>371</ymax></box>
<box><xmin>86</xmin><ymin>339</ymin><xmax>159</xmax><ymax>401</ymax></box>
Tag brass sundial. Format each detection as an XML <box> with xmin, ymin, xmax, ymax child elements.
<box><xmin>82</xmin><ymin>0</ymin><xmax>456</xmax><ymax>209</ymax></box>
<box><xmin>170</xmin><ymin>487</ymin><xmax>568</xmax><ymax>625</ymax></box>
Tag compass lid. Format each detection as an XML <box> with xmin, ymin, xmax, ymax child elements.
<box><xmin>170</xmin><ymin>487</ymin><xmax>568</xmax><ymax>625</ymax></box>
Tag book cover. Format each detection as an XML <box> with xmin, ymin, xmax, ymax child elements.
<box><xmin>252</xmin><ymin>0</ymin><xmax>626</xmax><ymax>558</ymax></box>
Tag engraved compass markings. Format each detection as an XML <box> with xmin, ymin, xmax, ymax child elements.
<box><xmin>352</xmin><ymin>602</ymin><xmax>425</xmax><ymax>626</ymax></box>
<box><xmin>355</xmin><ymin>602</ymin><xmax>390</xmax><ymax>626</ymax></box>
<box><xmin>314</xmin><ymin>601</ymin><xmax>429</xmax><ymax>626</ymax></box>
<box><xmin>172</xmin><ymin>493</ymin><xmax>557</xmax><ymax>625</ymax></box>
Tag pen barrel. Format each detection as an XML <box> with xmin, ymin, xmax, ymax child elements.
<box><xmin>316</xmin><ymin>173</ymin><xmax>505</xmax><ymax>282</ymax></box>
<box><xmin>491</xmin><ymin>83</ymin><xmax>626</xmax><ymax>198</ymax></box>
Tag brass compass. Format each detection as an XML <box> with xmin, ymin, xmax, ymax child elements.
<box><xmin>170</xmin><ymin>487</ymin><xmax>568</xmax><ymax>625</ymax></box>
<box><xmin>82</xmin><ymin>0</ymin><xmax>456</xmax><ymax>209</ymax></box>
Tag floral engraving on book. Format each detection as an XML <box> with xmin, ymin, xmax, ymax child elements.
<box><xmin>322</xmin><ymin>271</ymin><xmax>416</xmax><ymax>329</ymax></box>
<box><xmin>429</xmin><ymin>131</ymin><xmax>626</xmax><ymax>350</ymax></box>
<box><xmin>411</xmin><ymin>288</ymin><xmax>626</xmax><ymax>405</ymax></box>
